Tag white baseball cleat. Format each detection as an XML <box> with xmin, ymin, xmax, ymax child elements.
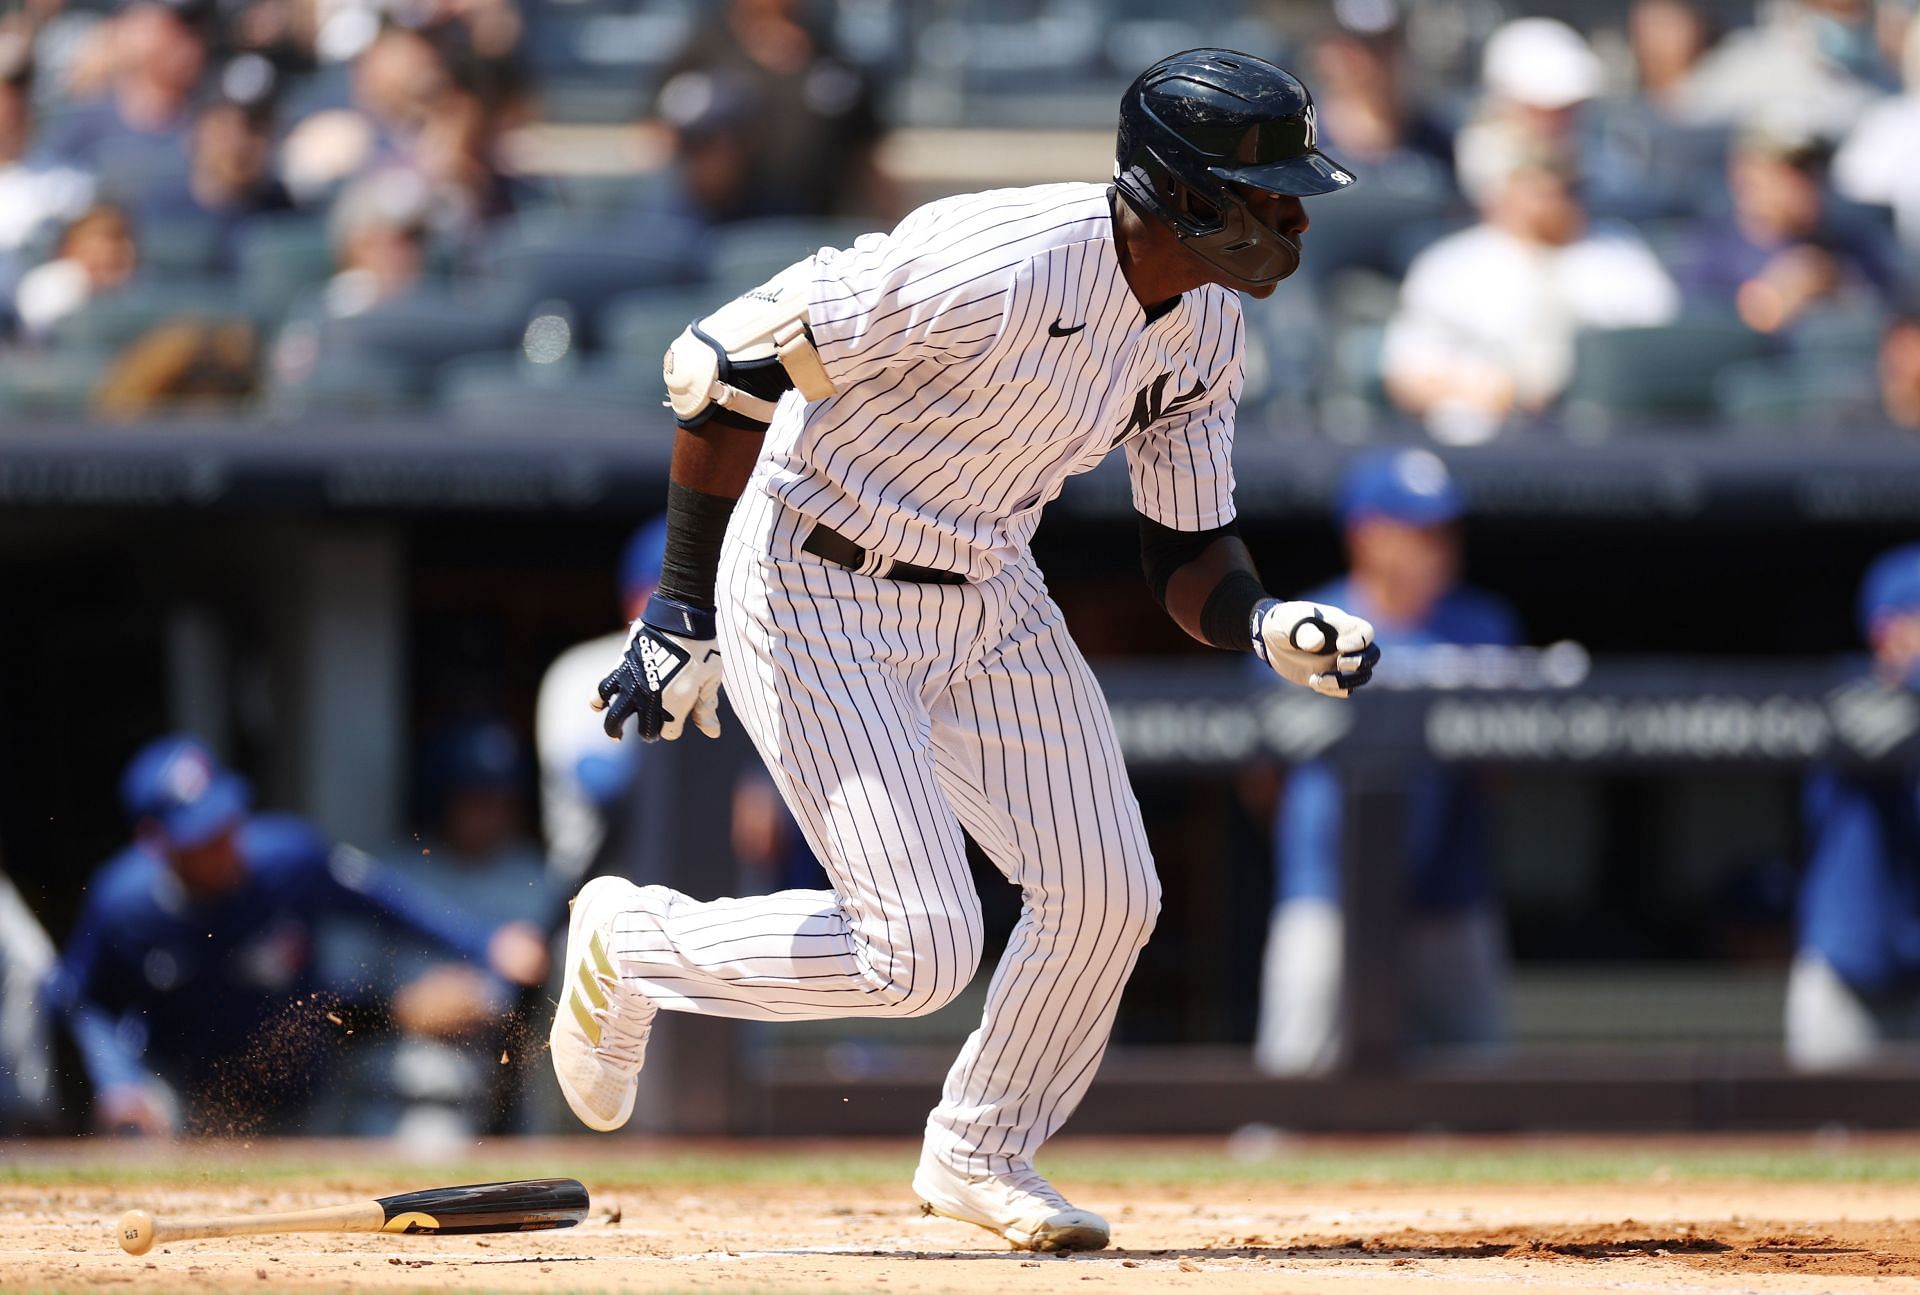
<box><xmin>912</xmin><ymin>1157</ymin><xmax>1111</xmax><ymax>1252</ymax></box>
<box><xmin>549</xmin><ymin>875</ymin><xmax>658</xmax><ymax>1132</ymax></box>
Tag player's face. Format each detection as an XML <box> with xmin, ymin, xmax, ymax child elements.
<box><xmin>1350</xmin><ymin>517</ymin><xmax>1461</xmax><ymax>617</ymax></box>
<box><xmin>167</xmin><ymin>828</ymin><xmax>246</xmax><ymax>899</ymax></box>
<box><xmin>1225</xmin><ymin>185</ymin><xmax>1308</xmax><ymax>299</ymax></box>
<box><xmin>1872</xmin><ymin>611</ymin><xmax>1920</xmax><ymax>688</ymax></box>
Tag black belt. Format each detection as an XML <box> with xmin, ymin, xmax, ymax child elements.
<box><xmin>802</xmin><ymin>523</ymin><xmax>967</xmax><ymax>584</ymax></box>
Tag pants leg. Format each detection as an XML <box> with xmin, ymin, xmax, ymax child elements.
<box><xmin>1785</xmin><ymin>950</ymin><xmax>1887</xmax><ymax>1071</ymax></box>
<box><xmin>1253</xmin><ymin>898</ymin><xmax>1345</xmax><ymax>1076</ymax></box>
<box><xmin>920</xmin><ymin>560</ymin><xmax>1162</xmax><ymax>1177</ymax></box>
<box><xmin>601</xmin><ymin>490</ymin><xmax>985</xmax><ymax>1022</ymax></box>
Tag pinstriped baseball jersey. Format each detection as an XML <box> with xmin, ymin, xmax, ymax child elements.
<box><xmin>764</xmin><ymin>181</ymin><xmax>1246</xmax><ymax>578</ymax></box>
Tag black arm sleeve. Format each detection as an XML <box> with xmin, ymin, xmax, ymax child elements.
<box><xmin>1138</xmin><ymin>514</ymin><xmax>1240</xmax><ymax>605</ymax></box>
<box><xmin>1138</xmin><ymin>513</ymin><xmax>1267</xmax><ymax>652</ymax></box>
<box><xmin>658</xmin><ymin>480</ymin><xmax>736</xmax><ymax>608</ymax></box>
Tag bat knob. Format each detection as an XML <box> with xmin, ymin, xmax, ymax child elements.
<box><xmin>117</xmin><ymin>1209</ymin><xmax>156</xmax><ymax>1255</ymax></box>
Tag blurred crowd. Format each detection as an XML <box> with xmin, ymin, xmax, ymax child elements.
<box><xmin>0</xmin><ymin>0</ymin><xmax>1908</xmax><ymax>435</ymax></box>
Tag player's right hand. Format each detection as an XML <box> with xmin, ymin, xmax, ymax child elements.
<box><xmin>1252</xmin><ymin>599</ymin><xmax>1380</xmax><ymax>698</ymax></box>
<box><xmin>593</xmin><ymin>595</ymin><xmax>725</xmax><ymax>742</ymax></box>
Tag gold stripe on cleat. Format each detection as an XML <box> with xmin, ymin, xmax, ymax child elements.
<box><xmin>569</xmin><ymin>990</ymin><xmax>602</xmax><ymax>1046</ymax></box>
<box><xmin>579</xmin><ymin>964</ymin><xmax>608</xmax><ymax>1010</ymax></box>
<box><xmin>589</xmin><ymin>930</ymin><xmax>616</xmax><ymax>980</ymax></box>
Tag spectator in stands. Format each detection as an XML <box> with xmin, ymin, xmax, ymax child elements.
<box><xmin>0</xmin><ymin>34</ymin><xmax>94</xmax><ymax>310</ymax></box>
<box><xmin>1786</xmin><ymin>544</ymin><xmax>1920</xmax><ymax>1070</ymax></box>
<box><xmin>42</xmin><ymin>0</ymin><xmax>207</xmax><ymax>202</ymax></box>
<box><xmin>651</xmin><ymin>67</ymin><xmax>763</xmax><ymax>226</ymax></box>
<box><xmin>279</xmin><ymin>21</ymin><xmax>449</xmax><ymax>206</ymax></box>
<box><xmin>1884</xmin><ymin>311</ymin><xmax>1920</xmax><ymax>430</ymax></box>
<box><xmin>1676</xmin><ymin>0</ymin><xmax>1889</xmax><ymax>141</ymax></box>
<box><xmin>91</xmin><ymin>317</ymin><xmax>261</xmax><ymax>419</ymax></box>
<box><xmin>1381</xmin><ymin>149</ymin><xmax>1679</xmax><ymax>442</ymax></box>
<box><xmin>1257</xmin><ymin>450</ymin><xmax>1519</xmax><ymax>1075</ymax></box>
<box><xmin>323</xmin><ymin>167</ymin><xmax>431</xmax><ymax>317</ymax></box>
<box><xmin>45</xmin><ymin>734</ymin><xmax>548</xmax><ymax>1134</ymax></box>
<box><xmin>1677</xmin><ymin>119</ymin><xmax>1898</xmax><ymax>334</ymax></box>
<box><xmin>1308</xmin><ymin>14</ymin><xmax>1453</xmax><ymax>196</ymax></box>
<box><xmin>0</xmin><ymin>864</ymin><xmax>56</xmax><ymax>1130</ymax></box>
<box><xmin>13</xmin><ymin>203</ymin><xmax>140</xmax><ymax>342</ymax></box>
<box><xmin>1628</xmin><ymin>0</ymin><xmax>1718</xmax><ymax>114</ymax></box>
<box><xmin>659</xmin><ymin>0</ymin><xmax>888</xmax><ymax>219</ymax></box>
<box><xmin>323</xmin><ymin>720</ymin><xmax>560</xmax><ymax>1139</ymax></box>
<box><xmin>1454</xmin><ymin>18</ymin><xmax>1602</xmax><ymax>210</ymax></box>
<box><xmin>128</xmin><ymin>63</ymin><xmax>293</xmax><ymax>262</ymax></box>
<box><xmin>412</xmin><ymin>82</ymin><xmax>522</xmax><ymax>244</ymax></box>
<box><xmin>1833</xmin><ymin>16</ymin><xmax>1920</xmax><ymax>252</ymax></box>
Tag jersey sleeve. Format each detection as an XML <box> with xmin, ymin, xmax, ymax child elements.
<box><xmin>806</xmin><ymin>215</ymin><xmax>1012</xmax><ymax>390</ymax></box>
<box><xmin>45</xmin><ymin>888</ymin><xmax>153</xmax><ymax>1093</ymax></box>
<box><xmin>1124</xmin><ymin>303</ymin><xmax>1242</xmax><ymax>531</ymax></box>
<box><xmin>316</xmin><ymin>844</ymin><xmax>498</xmax><ymax>967</ymax></box>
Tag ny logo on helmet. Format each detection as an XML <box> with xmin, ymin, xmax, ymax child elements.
<box><xmin>1301</xmin><ymin>103</ymin><xmax>1317</xmax><ymax>148</ymax></box>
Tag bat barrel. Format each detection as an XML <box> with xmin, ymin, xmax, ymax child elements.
<box><xmin>376</xmin><ymin>1178</ymin><xmax>590</xmax><ymax>1235</ymax></box>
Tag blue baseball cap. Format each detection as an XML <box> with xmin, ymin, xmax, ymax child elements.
<box><xmin>427</xmin><ymin>718</ymin><xmax>526</xmax><ymax>795</ymax></box>
<box><xmin>1859</xmin><ymin>543</ymin><xmax>1920</xmax><ymax>638</ymax></box>
<box><xmin>1337</xmin><ymin>448</ymin><xmax>1464</xmax><ymax>527</ymax></box>
<box><xmin>119</xmin><ymin>735</ymin><xmax>250</xmax><ymax>849</ymax></box>
<box><xmin>619</xmin><ymin>516</ymin><xmax>668</xmax><ymax>607</ymax></box>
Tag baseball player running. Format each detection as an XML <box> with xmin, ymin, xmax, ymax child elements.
<box><xmin>550</xmin><ymin>49</ymin><xmax>1379</xmax><ymax>1251</ymax></box>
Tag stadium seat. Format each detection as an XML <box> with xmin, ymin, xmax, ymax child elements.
<box><xmin>436</xmin><ymin>351</ymin><xmax>669</xmax><ymax>432</ymax></box>
<box><xmin>598</xmin><ymin>287</ymin><xmax>718</xmax><ymax>367</ymax></box>
<box><xmin>314</xmin><ymin>289</ymin><xmax>529</xmax><ymax>375</ymax></box>
<box><xmin>481</xmin><ymin>220</ymin><xmax>707</xmax><ymax>343</ymax></box>
<box><xmin>266</xmin><ymin>349</ymin><xmax>424</xmax><ymax>415</ymax></box>
<box><xmin>1794</xmin><ymin>309</ymin><xmax>1886</xmax><ymax>363</ymax></box>
<box><xmin>1562</xmin><ymin>317</ymin><xmax>1773</xmax><ymax>429</ymax></box>
<box><xmin>48</xmin><ymin>280</ymin><xmax>262</xmax><ymax>355</ymax></box>
<box><xmin>239</xmin><ymin>216</ymin><xmax>337</xmax><ymax>321</ymax></box>
<box><xmin>138</xmin><ymin>217</ymin><xmax>229</xmax><ymax>277</ymax></box>
<box><xmin>1713</xmin><ymin>356</ymin><xmax>1882</xmax><ymax>435</ymax></box>
<box><xmin>709</xmin><ymin>217</ymin><xmax>873</xmax><ymax>295</ymax></box>
<box><xmin>0</xmin><ymin>350</ymin><xmax>107</xmax><ymax>416</ymax></box>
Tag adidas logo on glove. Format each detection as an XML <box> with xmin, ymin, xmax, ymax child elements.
<box><xmin>638</xmin><ymin>635</ymin><xmax>686</xmax><ymax>692</ymax></box>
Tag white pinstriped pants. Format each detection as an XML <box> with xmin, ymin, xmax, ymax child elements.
<box><xmin>605</xmin><ymin>485</ymin><xmax>1161</xmax><ymax>1175</ymax></box>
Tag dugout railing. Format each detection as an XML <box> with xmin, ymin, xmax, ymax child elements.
<box><xmin>621</xmin><ymin>656</ymin><xmax>1920</xmax><ymax>1135</ymax></box>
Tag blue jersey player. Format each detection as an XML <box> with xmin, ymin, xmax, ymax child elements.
<box><xmin>1786</xmin><ymin>544</ymin><xmax>1920</xmax><ymax>1069</ymax></box>
<box><xmin>1256</xmin><ymin>449</ymin><xmax>1521</xmax><ymax>1073</ymax></box>
<box><xmin>46</xmin><ymin>735</ymin><xmax>548</xmax><ymax>1134</ymax></box>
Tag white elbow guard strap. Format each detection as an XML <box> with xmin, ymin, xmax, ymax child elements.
<box><xmin>662</xmin><ymin>261</ymin><xmax>837</xmax><ymax>427</ymax></box>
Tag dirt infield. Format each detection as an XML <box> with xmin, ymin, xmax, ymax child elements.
<box><xmin>5</xmin><ymin>1136</ymin><xmax>1920</xmax><ymax>1294</ymax></box>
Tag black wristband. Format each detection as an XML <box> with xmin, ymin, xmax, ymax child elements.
<box><xmin>1199</xmin><ymin>569</ymin><xmax>1269</xmax><ymax>652</ymax></box>
<box><xmin>658</xmin><ymin>481</ymin><xmax>736</xmax><ymax>608</ymax></box>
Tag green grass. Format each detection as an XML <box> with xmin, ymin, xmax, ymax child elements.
<box><xmin>5</xmin><ymin>1139</ymin><xmax>1920</xmax><ymax>1191</ymax></box>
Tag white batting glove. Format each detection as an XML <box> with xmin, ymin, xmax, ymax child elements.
<box><xmin>593</xmin><ymin>596</ymin><xmax>725</xmax><ymax>741</ymax></box>
<box><xmin>1252</xmin><ymin>599</ymin><xmax>1380</xmax><ymax>698</ymax></box>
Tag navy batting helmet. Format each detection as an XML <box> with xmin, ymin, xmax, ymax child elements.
<box><xmin>1116</xmin><ymin>49</ymin><xmax>1354</xmax><ymax>289</ymax></box>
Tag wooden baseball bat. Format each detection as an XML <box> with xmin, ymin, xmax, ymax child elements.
<box><xmin>117</xmin><ymin>1177</ymin><xmax>588</xmax><ymax>1255</ymax></box>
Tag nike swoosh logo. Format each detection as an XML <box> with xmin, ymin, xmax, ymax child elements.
<box><xmin>1047</xmin><ymin>319</ymin><xmax>1086</xmax><ymax>338</ymax></box>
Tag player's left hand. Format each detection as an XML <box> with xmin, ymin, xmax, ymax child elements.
<box><xmin>486</xmin><ymin>919</ymin><xmax>551</xmax><ymax>986</ymax></box>
<box><xmin>1252</xmin><ymin>599</ymin><xmax>1380</xmax><ymax>698</ymax></box>
<box><xmin>593</xmin><ymin>595</ymin><xmax>725</xmax><ymax>742</ymax></box>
